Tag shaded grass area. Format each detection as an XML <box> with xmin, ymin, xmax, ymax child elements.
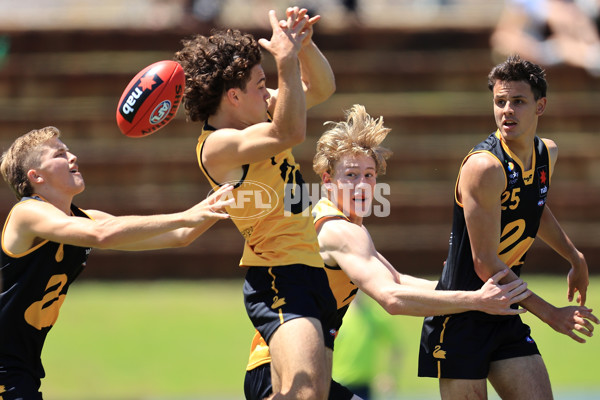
<box><xmin>43</xmin><ymin>281</ymin><xmax>253</xmax><ymax>400</ymax></box>
<box><xmin>41</xmin><ymin>276</ymin><xmax>599</xmax><ymax>399</ymax></box>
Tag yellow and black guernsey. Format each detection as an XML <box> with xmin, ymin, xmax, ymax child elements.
<box><xmin>197</xmin><ymin>122</ymin><xmax>323</xmax><ymax>268</ymax></box>
<box><xmin>0</xmin><ymin>197</ymin><xmax>92</xmax><ymax>385</ymax></box>
<box><xmin>245</xmin><ymin>197</ymin><xmax>359</xmax><ymax>371</ymax></box>
<box><xmin>439</xmin><ymin>129</ymin><xmax>551</xmax><ymax>305</ymax></box>
<box><xmin>312</xmin><ymin>198</ymin><xmax>359</xmax><ymax>312</ymax></box>
<box><xmin>418</xmin><ymin>130</ymin><xmax>550</xmax><ymax>380</ymax></box>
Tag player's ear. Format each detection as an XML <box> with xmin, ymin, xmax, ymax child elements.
<box><xmin>322</xmin><ymin>172</ymin><xmax>334</xmax><ymax>191</ymax></box>
<box><xmin>536</xmin><ymin>97</ymin><xmax>547</xmax><ymax>116</ymax></box>
<box><xmin>27</xmin><ymin>169</ymin><xmax>43</xmax><ymax>184</ymax></box>
<box><xmin>226</xmin><ymin>88</ymin><xmax>240</xmax><ymax>105</ymax></box>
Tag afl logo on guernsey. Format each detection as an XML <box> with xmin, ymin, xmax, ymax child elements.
<box><xmin>207</xmin><ymin>180</ymin><xmax>279</xmax><ymax>220</ymax></box>
<box><xmin>507</xmin><ymin>161</ymin><xmax>519</xmax><ymax>187</ymax></box>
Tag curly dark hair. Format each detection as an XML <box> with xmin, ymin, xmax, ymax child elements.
<box><xmin>487</xmin><ymin>54</ymin><xmax>548</xmax><ymax>100</ymax></box>
<box><xmin>174</xmin><ymin>29</ymin><xmax>262</xmax><ymax>122</ymax></box>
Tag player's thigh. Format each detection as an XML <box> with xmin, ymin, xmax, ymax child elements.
<box><xmin>488</xmin><ymin>354</ymin><xmax>552</xmax><ymax>400</ymax></box>
<box><xmin>439</xmin><ymin>378</ymin><xmax>488</xmax><ymax>400</ymax></box>
<box><xmin>268</xmin><ymin>317</ymin><xmax>331</xmax><ymax>395</ymax></box>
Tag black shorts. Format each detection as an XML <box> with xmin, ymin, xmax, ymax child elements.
<box><xmin>418</xmin><ymin>313</ymin><xmax>540</xmax><ymax>379</ymax></box>
<box><xmin>243</xmin><ymin>264</ymin><xmax>339</xmax><ymax>350</ymax></box>
<box><xmin>0</xmin><ymin>371</ymin><xmax>43</xmax><ymax>400</ymax></box>
<box><xmin>244</xmin><ymin>363</ymin><xmax>354</xmax><ymax>400</ymax></box>
<box><xmin>244</xmin><ymin>363</ymin><xmax>272</xmax><ymax>400</ymax></box>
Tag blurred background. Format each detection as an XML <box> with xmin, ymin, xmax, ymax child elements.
<box><xmin>1</xmin><ymin>0</ymin><xmax>599</xmax><ymax>280</ymax></box>
<box><xmin>1</xmin><ymin>0</ymin><xmax>600</xmax><ymax>398</ymax></box>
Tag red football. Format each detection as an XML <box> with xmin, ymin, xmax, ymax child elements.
<box><xmin>116</xmin><ymin>60</ymin><xmax>185</xmax><ymax>138</ymax></box>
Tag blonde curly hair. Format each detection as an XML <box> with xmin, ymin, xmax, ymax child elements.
<box><xmin>313</xmin><ymin>104</ymin><xmax>392</xmax><ymax>177</ymax></box>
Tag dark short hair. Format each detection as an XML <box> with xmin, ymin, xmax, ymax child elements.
<box><xmin>487</xmin><ymin>54</ymin><xmax>547</xmax><ymax>99</ymax></box>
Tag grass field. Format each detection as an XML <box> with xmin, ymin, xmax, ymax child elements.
<box><xmin>41</xmin><ymin>275</ymin><xmax>600</xmax><ymax>400</ymax></box>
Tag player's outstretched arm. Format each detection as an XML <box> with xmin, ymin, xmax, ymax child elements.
<box><xmin>318</xmin><ymin>218</ymin><xmax>530</xmax><ymax>317</ymax></box>
<box><xmin>94</xmin><ymin>184</ymin><xmax>235</xmax><ymax>251</ymax></box>
<box><xmin>379</xmin><ymin>251</ymin><xmax>531</xmax><ymax>316</ymax></box>
<box><xmin>6</xmin><ymin>185</ymin><xmax>233</xmax><ymax>252</ymax></box>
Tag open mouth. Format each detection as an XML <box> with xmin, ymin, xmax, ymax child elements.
<box><xmin>352</xmin><ymin>194</ymin><xmax>372</xmax><ymax>205</ymax></box>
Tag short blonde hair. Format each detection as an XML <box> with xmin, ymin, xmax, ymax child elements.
<box><xmin>313</xmin><ymin>104</ymin><xmax>392</xmax><ymax>177</ymax></box>
<box><xmin>1</xmin><ymin>126</ymin><xmax>60</xmax><ymax>199</ymax></box>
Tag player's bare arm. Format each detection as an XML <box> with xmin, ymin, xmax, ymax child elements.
<box><xmin>4</xmin><ymin>185</ymin><xmax>232</xmax><ymax>253</ymax></box>
<box><xmin>376</xmin><ymin>249</ymin><xmax>533</xmax><ymax>315</ymax></box>
<box><xmin>85</xmin><ymin>184</ymin><xmax>234</xmax><ymax>251</ymax></box>
<box><xmin>268</xmin><ymin>8</ymin><xmax>335</xmax><ymax>110</ymax></box>
<box><xmin>541</xmin><ymin>137</ymin><xmax>558</xmax><ymax>172</ymax></box>
<box><xmin>536</xmin><ymin>205</ymin><xmax>589</xmax><ymax>305</ymax></box>
<box><xmin>459</xmin><ymin>152</ymin><xmax>512</xmax><ymax>281</ymax></box>
<box><xmin>294</xmin><ymin>10</ymin><xmax>335</xmax><ymax>108</ymax></box>
<box><xmin>318</xmin><ymin>217</ymin><xmax>530</xmax><ymax>316</ymax></box>
<box><xmin>539</xmin><ymin>138</ymin><xmax>589</xmax><ymax>306</ymax></box>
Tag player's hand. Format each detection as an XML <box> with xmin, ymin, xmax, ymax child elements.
<box><xmin>547</xmin><ymin>305</ymin><xmax>599</xmax><ymax>343</ymax></box>
<box><xmin>567</xmin><ymin>251</ymin><xmax>589</xmax><ymax>306</ymax></box>
<box><xmin>258</xmin><ymin>9</ymin><xmax>309</xmax><ymax>62</ymax></box>
<box><xmin>186</xmin><ymin>184</ymin><xmax>233</xmax><ymax>224</ymax></box>
<box><xmin>279</xmin><ymin>7</ymin><xmax>320</xmax><ymax>48</ymax></box>
<box><xmin>206</xmin><ymin>184</ymin><xmax>234</xmax><ymax>217</ymax></box>
<box><xmin>477</xmin><ymin>269</ymin><xmax>532</xmax><ymax>315</ymax></box>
